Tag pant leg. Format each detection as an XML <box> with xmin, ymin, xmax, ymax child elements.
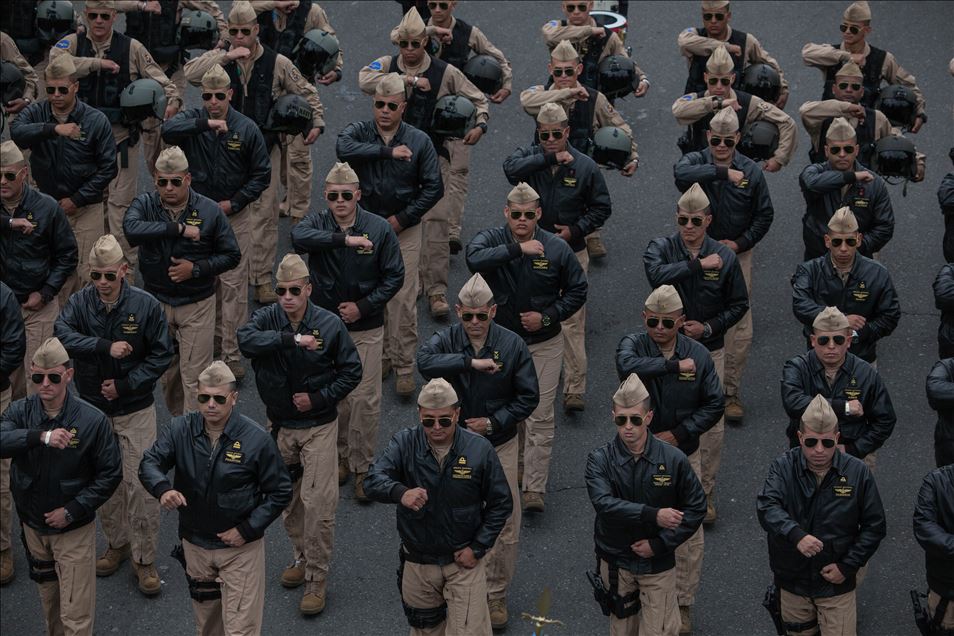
<box><xmin>675</xmin><ymin>450</ymin><xmax>704</xmax><ymax>607</ymax></box>
<box><xmin>420</xmin><ymin>153</ymin><xmax>451</xmax><ymax>299</ymax></box>
<box><xmin>0</xmin><ymin>387</ymin><xmax>10</xmax><ymax>553</ymax></box>
<box><xmin>385</xmin><ymin>223</ymin><xmax>422</xmax><ymax>374</ymax></box>
<box><xmin>523</xmin><ymin>335</ymin><xmax>565</xmax><ymax>494</ymax></box>
<box><xmin>160</xmin><ymin>302</ymin><xmax>185</xmax><ymax>417</ymax></box>
<box><xmin>338</xmin><ymin>327</ymin><xmax>384</xmax><ymax>473</ymax></box>
<box><xmin>561</xmin><ymin>248</ymin><xmax>589</xmax><ymax>396</ymax></box>
<box><xmin>250</xmin><ymin>144</ymin><xmax>283</xmax><ymax>287</ymax></box>
<box><xmin>723</xmin><ymin>249</ymin><xmax>753</xmax><ymax>398</ymax></box>
<box><xmin>402</xmin><ymin>561</ymin><xmax>448</xmax><ymax>636</ymax></box>
<box><xmin>779</xmin><ymin>589</ymin><xmax>820</xmax><ymax>636</ymax></box>
<box><xmin>298</xmin><ymin>421</ymin><xmax>339</xmax><ymax>583</ymax></box>
<box><xmin>278</xmin><ymin>428</ymin><xmax>306</xmax><ymax>564</ymax></box>
<box><xmin>114</xmin><ymin>408</ymin><xmax>160</xmax><ymax>565</ymax></box>
<box><xmin>23</xmin><ymin>524</ymin><xmax>66</xmax><ymax>636</ymax></box>
<box><xmin>106</xmin><ymin>140</ymin><xmax>142</xmax><ymax>277</ymax></box>
<box><xmin>636</xmin><ymin>568</ymin><xmax>680</xmax><ymax>636</ymax></box>
<box><xmin>48</xmin><ymin>522</ymin><xmax>96</xmax><ymax>636</ymax></box>
<box><xmin>485</xmin><ymin>436</ymin><xmax>520</xmax><ymax>599</ymax></box>
<box><xmin>217</xmin><ymin>539</ymin><xmax>266</xmax><ymax>636</ymax></box>
<box><xmin>173</xmin><ymin>296</ymin><xmax>216</xmax><ymax>414</ymax></box>
<box><xmin>928</xmin><ymin>590</ymin><xmax>954</xmax><ymax>629</ymax></box>
<box><xmin>285</xmin><ymin>133</ymin><xmax>313</xmax><ymax>221</ymax></box>
<box><xmin>442</xmin><ymin>559</ymin><xmax>491</xmax><ymax>636</ymax></box>
<box><xmin>58</xmin><ymin>203</ymin><xmax>106</xmax><ymax>304</ymax></box>
<box><xmin>699</xmin><ymin>347</ymin><xmax>725</xmax><ymax>497</ymax></box>
<box><xmin>215</xmin><ymin>207</ymin><xmax>251</xmax><ymax>364</ymax></box>
<box><xmin>12</xmin><ymin>298</ymin><xmax>59</xmax><ymax>399</ymax></box>
<box><xmin>445</xmin><ymin>140</ymin><xmax>470</xmax><ymax>242</ymax></box>
<box><xmin>182</xmin><ymin>539</ymin><xmax>225</xmax><ymax>636</ymax></box>
<box><xmin>814</xmin><ymin>591</ymin><xmax>856</xmax><ymax>636</ymax></box>
<box><xmin>599</xmin><ymin>559</ymin><xmax>641</xmax><ymax>636</ymax></box>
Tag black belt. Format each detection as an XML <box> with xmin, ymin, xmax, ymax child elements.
<box><xmin>401</xmin><ymin>546</ymin><xmax>456</xmax><ymax>566</ymax></box>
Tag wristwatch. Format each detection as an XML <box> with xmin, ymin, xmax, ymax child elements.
<box><xmin>191</xmin><ymin>264</ymin><xmax>201</xmax><ymax>279</ymax></box>
<box><xmin>294</xmin><ymin>333</ymin><xmax>302</xmax><ymax>346</ymax></box>
<box><xmin>714</xmin><ymin>96</ymin><xmax>724</xmax><ymax>110</ymax></box>
<box><xmin>476</xmin><ymin>122</ymin><xmax>488</xmax><ymax>134</ymax></box>
<box><xmin>541</xmin><ymin>314</ymin><xmax>552</xmax><ymax>328</ymax></box>
<box><xmin>844</xmin><ymin>402</ymin><xmax>851</xmax><ymax>416</ymax></box>
<box><xmin>702</xmin><ymin>322</ymin><xmax>712</xmax><ymax>339</ymax></box>
<box><xmin>63</xmin><ymin>509</ymin><xmax>74</xmax><ymax>524</ymax></box>
<box><xmin>485</xmin><ymin>418</ymin><xmax>493</xmax><ymax>436</ymax></box>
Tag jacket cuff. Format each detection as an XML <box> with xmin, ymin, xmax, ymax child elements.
<box><xmin>331</xmin><ymin>232</ymin><xmax>348</xmax><ymax>247</ymax></box>
<box><xmin>837</xmin><ymin>562</ymin><xmax>858</xmax><ymax>580</ymax></box>
<box><xmin>27</xmin><ymin>430</ymin><xmax>44</xmax><ymax>447</ymax></box>
<box><xmin>394</xmin><ymin>212</ymin><xmax>412</xmax><ymax>229</ymax></box>
<box><xmin>64</xmin><ymin>500</ymin><xmax>85</xmax><ymax>522</ymax></box>
<box><xmin>40</xmin><ymin>285</ymin><xmax>57</xmax><ymax>304</ymax></box>
<box><xmin>281</xmin><ymin>333</ymin><xmax>297</xmax><ymax>348</ymax></box>
<box><xmin>507</xmin><ymin>242</ymin><xmax>523</xmax><ymax>260</ymax></box>
<box><xmin>648</xmin><ymin>537</ymin><xmax>667</xmax><ymax>557</ymax></box>
<box><xmin>544</xmin><ymin>151</ymin><xmax>559</xmax><ymax>166</ymax></box>
<box><xmin>69</xmin><ymin>194</ymin><xmax>86</xmax><ymax>208</ymax></box>
<box><xmin>196</xmin><ymin>259</ymin><xmax>211</xmax><ymax>279</ymax></box>
<box><xmin>230</xmin><ymin>194</ymin><xmax>249</xmax><ymax>214</ymax></box>
<box><xmin>114</xmin><ymin>378</ymin><xmax>131</xmax><ymax>396</ymax></box>
<box><xmin>308</xmin><ymin>391</ymin><xmax>327</xmax><ymax>411</ymax></box>
<box><xmin>787</xmin><ymin>526</ymin><xmax>808</xmax><ymax>545</ymax></box>
<box><xmin>715</xmin><ymin>165</ymin><xmax>729</xmax><ymax>180</ymax></box>
<box><xmin>842</xmin><ymin>171</ymin><xmax>857</xmax><ymax>184</ymax></box>
<box><xmin>382</xmin><ymin>146</ymin><xmax>394</xmax><ymax>159</ymax></box>
<box><xmin>43</xmin><ymin>123</ymin><xmax>59</xmax><ymax>138</ymax></box>
<box><xmin>844</xmin><ymin>441</ymin><xmax>860</xmax><ymax>458</ymax></box>
<box><xmin>355</xmin><ymin>298</ymin><xmax>372</xmax><ymax>319</ymax></box>
<box><xmin>831</xmin><ymin>398</ymin><xmax>847</xmax><ymax>418</ymax></box>
<box><xmin>735</xmin><ymin>236</ymin><xmax>753</xmax><ymax>253</ymax></box>
<box><xmin>236</xmin><ymin>520</ymin><xmax>257</xmax><ymax>542</ymax></box>
<box><xmin>390</xmin><ymin>483</ymin><xmax>409</xmax><ymax>504</ymax></box>
<box><xmin>672</xmin><ymin>424</ymin><xmax>690</xmax><ymax>444</ymax></box>
<box><xmin>96</xmin><ymin>338</ymin><xmax>113</xmax><ymax>356</ymax></box>
<box><xmin>152</xmin><ymin>482</ymin><xmax>173</xmax><ymax>500</ymax></box>
<box><xmin>196</xmin><ymin>118</ymin><xmax>212</xmax><ymax>132</ymax></box>
<box><xmin>665</xmin><ymin>359</ymin><xmax>681</xmax><ymax>373</ymax></box>
<box><xmin>640</xmin><ymin>505</ymin><xmax>659</xmax><ymax>525</ymax></box>
<box><xmin>688</xmin><ymin>259</ymin><xmax>703</xmax><ymax>273</ymax></box>
<box><xmin>569</xmin><ymin>224</ymin><xmax>585</xmax><ymax>241</ymax></box>
<box><xmin>167</xmin><ymin>222</ymin><xmax>181</xmax><ymax>237</ymax></box>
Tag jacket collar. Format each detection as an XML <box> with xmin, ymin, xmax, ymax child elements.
<box><xmin>806</xmin><ymin>349</ymin><xmax>853</xmax><ymax>380</ymax></box>
<box><xmin>796</xmin><ymin>445</ymin><xmax>851</xmax><ymax>481</ymax></box>
<box><xmin>90</xmin><ymin>279</ymin><xmax>130</xmax><ymax>312</ymax></box>
<box><xmin>276</xmin><ymin>300</ymin><xmax>321</xmax><ymax>332</ymax></box>
<box><xmin>613</xmin><ymin>429</ymin><xmax>664</xmax><ymax>466</ymax></box>
<box><xmin>190</xmin><ymin>408</ymin><xmax>243</xmax><ymax>441</ymax></box>
<box><xmin>674</xmin><ymin>232</ymin><xmax>716</xmax><ymax>258</ymax></box>
<box><xmin>325</xmin><ymin>205</ymin><xmax>371</xmax><ymax>233</ymax></box>
<box><xmin>415</xmin><ymin>422</ymin><xmax>464</xmax><ymax>459</ymax></box>
<box><xmin>449</xmin><ymin>320</ymin><xmax>500</xmax><ymax>356</ymax></box>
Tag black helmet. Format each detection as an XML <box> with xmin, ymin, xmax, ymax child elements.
<box><xmin>264</xmin><ymin>94</ymin><xmax>313</xmax><ymax>136</ymax></box>
<box><xmin>591</xmin><ymin>126</ymin><xmax>632</xmax><ymax>169</ymax></box>
<box><xmin>294</xmin><ymin>29</ymin><xmax>339</xmax><ymax>79</ymax></box>
<box><xmin>875</xmin><ymin>84</ymin><xmax>917</xmax><ymax>128</ymax></box>
<box><xmin>740</xmin><ymin>63</ymin><xmax>781</xmax><ymax>104</ymax></box>
<box><xmin>431</xmin><ymin>95</ymin><xmax>476</xmax><ymax>138</ymax></box>
<box><xmin>36</xmin><ymin>0</ymin><xmax>75</xmax><ymax>44</ymax></box>
<box><xmin>178</xmin><ymin>10</ymin><xmax>218</xmax><ymax>51</ymax></box>
<box><xmin>120</xmin><ymin>78</ymin><xmax>167</xmax><ymax>123</ymax></box>
<box><xmin>463</xmin><ymin>54</ymin><xmax>503</xmax><ymax>96</ymax></box>
<box><xmin>0</xmin><ymin>62</ymin><xmax>26</xmax><ymax>105</ymax></box>
<box><xmin>737</xmin><ymin>120</ymin><xmax>779</xmax><ymax>161</ymax></box>
<box><xmin>871</xmin><ymin>134</ymin><xmax>916</xmax><ymax>178</ymax></box>
<box><xmin>598</xmin><ymin>55</ymin><xmax>637</xmax><ymax>100</ymax></box>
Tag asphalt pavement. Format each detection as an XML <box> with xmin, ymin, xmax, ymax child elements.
<box><xmin>2</xmin><ymin>1</ymin><xmax>953</xmax><ymax>634</ymax></box>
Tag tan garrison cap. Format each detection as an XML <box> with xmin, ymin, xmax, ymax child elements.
<box><xmin>709</xmin><ymin>106</ymin><xmax>739</xmax><ymax>135</ymax></box>
<box><xmin>89</xmin><ymin>235</ymin><xmax>124</xmax><ymax>268</ymax></box>
<box><xmin>551</xmin><ymin>40</ymin><xmax>580</xmax><ymax>63</ymax></box>
<box><xmin>375</xmin><ymin>72</ymin><xmax>406</xmax><ymax>97</ymax></box>
<box><xmin>645</xmin><ymin>285</ymin><xmax>683</xmax><ymax>314</ymax></box>
<box><xmin>701</xmin><ymin>1</ymin><xmax>730</xmax><ymax>9</ymax></box>
<box><xmin>458</xmin><ymin>273</ymin><xmax>493</xmax><ymax>308</ymax></box>
<box><xmin>827</xmin><ymin>207</ymin><xmax>859</xmax><ymax>234</ymax></box>
<box><xmin>325</xmin><ymin>162</ymin><xmax>359</xmax><ymax>185</ymax></box>
<box><xmin>276</xmin><ymin>254</ymin><xmax>309</xmax><ymax>283</ymax></box>
<box><xmin>706</xmin><ymin>44</ymin><xmax>734</xmax><ymax>76</ymax></box>
<box><xmin>0</xmin><ymin>141</ymin><xmax>24</xmax><ymax>166</ymax></box>
<box><xmin>155</xmin><ymin>146</ymin><xmax>189</xmax><ymax>173</ymax></box>
<box><xmin>813</xmin><ymin>306</ymin><xmax>850</xmax><ymax>332</ymax></box>
<box><xmin>825</xmin><ymin>117</ymin><xmax>856</xmax><ymax>142</ymax></box>
<box><xmin>45</xmin><ymin>54</ymin><xmax>76</xmax><ymax>80</ymax></box>
<box><xmin>507</xmin><ymin>182</ymin><xmax>540</xmax><ymax>204</ymax></box>
<box><xmin>201</xmin><ymin>64</ymin><xmax>230</xmax><ymax>90</ymax></box>
<box><xmin>418</xmin><ymin>378</ymin><xmax>458</xmax><ymax>408</ymax></box>
<box><xmin>228</xmin><ymin>1</ymin><xmax>256</xmax><ymax>25</ymax></box>
<box><xmin>835</xmin><ymin>61</ymin><xmax>863</xmax><ymax>79</ymax></box>
<box><xmin>843</xmin><ymin>1</ymin><xmax>871</xmax><ymax>22</ymax></box>
<box><xmin>613</xmin><ymin>373</ymin><xmax>650</xmax><ymax>408</ymax></box>
<box><xmin>198</xmin><ymin>360</ymin><xmax>235</xmax><ymax>387</ymax></box>
<box><xmin>678</xmin><ymin>183</ymin><xmax>710</xmax><ymax>213</ymax></box>
<box><xmin>33</xmin><ymin>337</ymin><xmax>69</xmax><ymax>368</ymax></box>
<box><xmin>396</xmin><ymin>6</ymin><xmax>427</xmax><ymax>39</ymax></box>
<box><xmin>801</xmin><ymin>394</ymin><xmax>838</xmax><ymax>433</ymax></box>
<box><xmin>536</xmin><ymin>102</ymin><xmax>568</xmax><ymax>124</ymax></box>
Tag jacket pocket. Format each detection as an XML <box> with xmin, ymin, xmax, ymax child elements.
<box><xmin>450</xmin><ymin>504</ymin><xmax>480</xmax><ymax>544</ymax></box>
<box><xmin>216</xmin><ymin>486</ymin><xmax>256</xmax><ymax>518</ymax></box>
<box><xmin>60</xmin><ymin>477</ymin><xmax>86</xmax><ymax>499</ymax></box>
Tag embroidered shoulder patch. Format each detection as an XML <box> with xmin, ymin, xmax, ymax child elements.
<box><xmin>681</xmin><ymin>94</ymin><xmax>695</xmax><ymax>101</ymax></box>
<box><xmin>368</xmin><ymin>60</ymin><xmax>382</xmax><ymax>71</ymax></box>
<box><xmin>55</xmin><ymin>39</ymin><xmax>70</xmax><ymax>49</ymax></box>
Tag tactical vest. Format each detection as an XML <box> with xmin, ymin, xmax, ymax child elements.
<box><xmin>76</xmin><ymin>30</ymin><xmax>132</xmax><ymax>124</ymax></box>
<box><xmin>388</xmin><ymin>55</ymin><xmax>446</xmax><ymax>136</ymax></box>
<box><xmin>821</xmin><ymin>43</ymin><xmax>887</xmax><ymax>108</ymax></box>
<box><xmin>258</xmin><ymin>0</ymin><xmax>311</xmax><ymax>59</ymax></box>
<box><xmin>124</xmin><ymin>0</ymin><xmax>180</xmax><ymax>65</ymax></box>
<box><xmin>683</xmin><ymin>27</ymin><xmax>747</xmax><ymax>95</ymax></box>
<box><xmin>811</xmin><ymin>107</ymin><xmax>878</xmax><ymax>167</ymax></box>
<box><xmin>530</xmin><ymin>87</ymin><xmax>598</xmax><ymax>155</ymax></box>
<box><xmin>3</xmin><ymin>1</ymin><xmax>42</xmax><ymax>65</ymax></box>
<box><xmin>679</xmin><ymin>89</ymin><xmax>752</xmax><ymax>154</ymax></box>
<box><xmin>436</xmin><ymin>19</ymin><xmax>473</xmax><ymax>70</ymax></box>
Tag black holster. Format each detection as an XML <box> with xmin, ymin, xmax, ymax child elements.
<box><xmin>20</xmin><ymin>530</ymin><xmax>58</xmax><ymax>583</ymax></box>
<box><xmin>912</xmin><ymin>590</ymin><xmax>954</xmax><ymax>636</ymax></box>
<box><xmin>586</xmin><ymin>558</ymin><xmax>641</xmax><ymax>619</ymax></box>
<box><xmin>171</xmin><ymin>543</ymin><xmax>221</xmax><ymax>602</ymax></box>
<box><xmin>764</xmin><ymin>583</ymin><xmax>820</xmax><ymax>635</ymax></box>
<box><xmin>397</xmin><ymin>548</ymin><xmax>447</xmax><ymax>628</ymax></box>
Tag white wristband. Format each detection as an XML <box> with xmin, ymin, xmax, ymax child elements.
<box><xmin>844</xmin><ymin>402</ymin><xmax>851</xmax><ymax>416</ymax></box>
<box><xmin>44</xmin><ymin>431</ymin><xmax>52</xmax><ymax>446</ymax></box>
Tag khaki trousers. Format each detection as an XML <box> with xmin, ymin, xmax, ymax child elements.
<box><xmin>699</xmin><ymin>347</ymin><xmax>725</xmax><ymax>498</ymax></box>
<box><xmin>282</xmin><ymin>132</ymin><xmax>313</xmax><ymax>221</ymax></box>
<box><xmin>58</xmin><ymin>203</ymin><xmax>106</xmax><ymax>305</ymax></box>
<box><xmin>384</xmin><ymin>223</ymin><xmax>422</xmax><ymax>374</ymax></box>
<box><xmin>562</xmin><ymin>248</ymin><xmax>589</xmax><ymax>396</ymax></box>
<box><xmin>337</xmin><ymin>326</ymin><xmax>384</xmax><ymax>473</ymax></box>
<box><xmin>486</xmin><ymin>436</ymin><xmax>520</xmax><ymax>599</ymax></box>
<box><xmin>250</xmin><ymin>144</ymin><xmax>283</xmax><ymax>287</ymax></box>
<box><xmin>182</xmin><ymin>537</ymin><xmax>265</xmax><ymax>636</ymax></box>
<box><xmin>11</xmin><ymin>297</ymin><xmax>59</xmax><ymax>399</ymax></box>
<box><xmin>780</xmin><ymin>588</ymin><xmax>856</xmax><ymax>636</ymax></box>
<box><xmin>523</xmin><ymin>334</ymin><xmax>565</xmax><ymax>495</ymax></box>
<box><xmin>23</xmin><ymin>522</ymin><xmax>96</xmax><ymax>636</ymax></box>
<box><xmin>675</xmin><ymin>451</ymin><xmax>704</xmax><ymax>607</ymax></box>
<box><xmin>97</xmin><ymin>407</ymin><xmax>160</xmax><ymax>565</ymax></box>
<box><xmin>723</xmin><ymin>249</ymin><xmax>753</xmax><ymax>398</ymax></box>
<box><xmin>421</xmin><ymin>140</ymin><xmax>470</xmax><ymax>297</ymax></box>
<box><xmin>599</xmin><ymin>560</ymin><xmax>680</xmax><ymax>636</ymax></box>
<box><xmin>106</xmin><ymin>140</ymin><xmax>143</xmax><ymax>277</ymax></box>
<box><xmin>278</xmin><ymin>422</ymin><xmax>338</xmax><ymax>583</ymax></box>
<box><xmin>401</xmin><ymin>558</ymin><xmax>492</xmax><ymax>636</ymax></box>
<box><xmin>929</xmin><ymin>591</ymin><xmax>954</xmax><ymax>629</ymax></box>
<box><xmin>161</xmin><ymin>295</ymin><xmax>215</xmax><ymax>417</ymax></box>
<box><xmin>0</xmin><ymin>387</ymin><xmax>10</xmax><ymax>553</ymax></box>
<box><xmin>215</xmin><ymin>206</ymin><xmax>252</xmax><ymax>364</ymax></box>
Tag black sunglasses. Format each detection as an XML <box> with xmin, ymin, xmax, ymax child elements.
<box><xmin>45</xmin><ymin>86</ymin><xmax>71</xmax><ymax>95</ymax></box>
<box><xmin>707</xmin><ymin>77</ymin><xmax>732</xmax><ymax>86</ymax></box>
<box><xmin>461</xmin><ymin>312</ymin><xmax>489</xmax><ymax>322</ymax></box>
<box><xmin>374</xmin><ymin>100</ymin><xmax>400</xmax><ymax>111</ymax></box>
<box><xmin>90</xmin><ymin>271</ymin><xmax>119</xmax><ymax>281</ymax></box>
<box><xmin>837</xmin><ymin>82</ymin><xmax>862</xmax><ymax>91</ymax></box>
<box><xmin>399</xmin><ymin>39</ymin><xmax>425</xmax><ymax>49</ymax></box>
<box><xmin>228</xmin><ymin>27</ymin><xmax>252</xmax><ymax>36</ymax></box>
<box><xmin>326</xmin><ymin>191</ymin><xmax>355</xmax><ymax>202</ymax></box>
<box><xmin>197</xmin><ymin>393</ymin><xmax>229</xmax><ymax>405</ymax></box>
<box><xmin>803</xmin><ymin>437</ymin><xmax>837</xmax><ymax>448</ymax></box>
<box><xmin>830</xmin><ymin>237</ymin><xmax>858</xmax><ymax>247</ymax></box>
<box><xmin>646</xmin><ymin>317</ymin><xmax>676</xmax><ymax>329</ymax></box>
<box><xmin>677</xmin><ymin>215</ymin><xmax>705</xmax><ymax>227</ymax></box>
<box><xmin>538</xmin><ymin>130</ymin><xmax>564</xmax><ymax>141</ymax></box>
<box><xmin>816</xmin><ymin>335</ymin><xmax>847</xmax><ymax>346</ymax></box>
<box><xmin>839</xmin><ymin>23</ymin><xmax>862</xmax><ymax>35</ymax></box>
<box><xmin>87</xmin><ymin>11</ymin><xmax>112</xmax><ymax>21</ymax></box>
<box><xmin>157</xmin><ymin>177</ymin><xmax>184</xmax><ymax>188</ymax></box>
<box><xmin>552</xmin><ymin>67</ymin><xmax>576</xmax><ymax>78</ymax></box>
<box><xmin>703</xmin><ymin>12</ymin><xmax>726</xmax><ymax>21</ymax></box>
<box><xmin>509</xmin><ymin>209</ymin><xmax>537</xmax><ymax>220</ymax></box>
<box><xmin>614</xmin><ymin>414</ymin><xmax>644</xmax><ymax>427</ymax></box>
<box><xmin>428</xmin><ymin>1</ymin><xmax>449</xmax><ymax>9</ymax></box>
<box><xmin>202</xmin><ymin>92</ymin><xmax>228</xmax><ymax>101</ymax></box>
<box><xmin>31</xmin><ymin>372</ymin><xmax>62</xmax><ymax>385</ymax></box>
<box><xmin>421</xmin><ymin>416</ymin><xmax>453</xmax><ymax>428</ymax></box>
<box><xmin>828</xmin><ymin>145</ymin><xmax>855</xmax><ymax>155</ymax></box>
<box><xmin>275</xmin><ymin>286</ymin><xmax>303</xmax><ymax>297</ymax></box>
<box><xmin>709</xmin><ymin>136</ymin><xmax>736</xmax><ymax>148</ymax></box>
<box><xmin>565</xmin><ymin>3</ymin><xmax>588</xmax><ymax>13</ymax></box>
<box><xmin>1</xmin><ymin>171</ymin><xmax>22</xmax><ymax>182</ymax></box>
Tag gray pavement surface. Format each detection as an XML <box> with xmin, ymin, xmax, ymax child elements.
<box><xmin>3</xmin><ymin>1</ymin><xmax>953</xmax><ymax>634</ymax></box>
